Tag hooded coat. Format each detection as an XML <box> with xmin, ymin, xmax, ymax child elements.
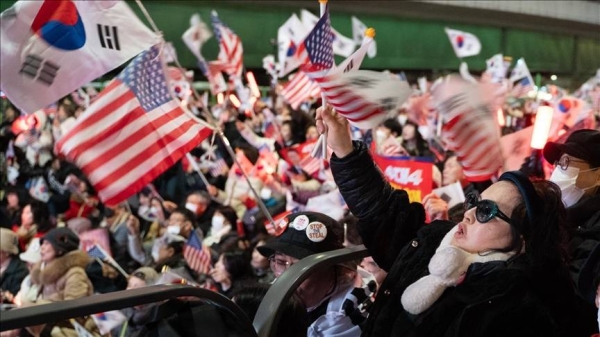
<box><xmin>26</xmin><ymin>250</ymin><xmax>99</xmax><ymax>336</ymax></box>
<box><xmin>330</xmin><ymin>141</ymin><xmax>584</xmax><ymax>337</ymax></box>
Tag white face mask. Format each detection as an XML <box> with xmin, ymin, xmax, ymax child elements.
<box><xmin>550</xmin><ymin>166</ymin><xmax>596</xmax><ymax>207</ymax></box>
<box><xmin>260</xmin><ymin>187</ymin><xmax>272</xmax><ymax>200</ymax></box>
<box><xmin>185</xmin><ymin>202</ymin><xmax>198</xmax><ymax>214</ymax></box>
<box><xmin>167</xmin><ymin>225</ymin><xmax>180</xmax><ymax>235</ymax></box>
<box><xmin>211</xmin><ymin>215</ymin><xmax>226</xmax><ymax>232</ymax></box>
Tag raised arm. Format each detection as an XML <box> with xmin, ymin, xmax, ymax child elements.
<box><xmin>318</xmin><ymin>106</ymin><xmax>426</xmax><ymax>271</ymax></box>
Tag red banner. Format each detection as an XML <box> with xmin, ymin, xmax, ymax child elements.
<box><xmin>372</xmin><ymin>153</ymin><xmax>433</xmax><ymax>203</ymax></box>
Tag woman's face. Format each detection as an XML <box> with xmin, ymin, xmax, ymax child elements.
<box><xmin>212</xmin><ymin>255</ymin><xmax>231</xmax><ymax>283</ymax></box>
<box><xmin>251</xmin><ymin>241</ymin><xmax>268</xmax><ymax>269</ymax></box>
<box><xmin>305</xmin><ymin>126</ymin><xmax>319</xmax><ymax>141</ymax></box>
<box><xmin>7</xmin><ymin>193</ymin><xmax>19</xmax><ymax>208</ymax></box>
<box><xmin>402</xmin><ymin>124</ymin><xmax>416</xmax><ymax>141</ymax></box>
<box><xmin>281</xmin><ymin>124</ymin><xmax>292</xmax><ymax>142</ymax></box>
<box><xmin>442</xmin><ymin>156</ymin><xmax>465</xmax><ymax>186</ymax></box>
<box><xmin>157</xmin><ymin>244</ymin><xmax>173</xmax><ymax>262</ymax></box>
<box><xmin>40</xmin><ymin>241</ymin><xmax>57</xmax><ymax>263</ymax></box>
<box><xmin>127</xmin><ymin>276</ymin><xmax>147</xmax><ymax>290</ymax></box>
<box><xmin>21</xmin><ymin>205</ymin><xmax>34</xmax><ymax>227</ymax></box>
<box><xmin>151</xmin><ymin>199</ymin><xmax>165</xmax><ymax>222</ymax></box>
<box><xmin>451</xmin><ymin>182</ymin><xmax>519</xmax><ymax>254</ymax></box>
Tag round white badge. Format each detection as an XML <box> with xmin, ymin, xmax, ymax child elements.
<box><xmin>292</xmin><ymin>215</ymin><xmax>310</xmax><ymax>231</ymax></box>
<box><xmin>305</xmin><ymin>221</ymin><xmax>327</xmax><ymax>242</ymax></box>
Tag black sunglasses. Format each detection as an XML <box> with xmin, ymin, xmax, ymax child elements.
<box><xmin>464</xmin><ymin>193</ymin><xmax>512</xmax><ymax>224</ymax></box>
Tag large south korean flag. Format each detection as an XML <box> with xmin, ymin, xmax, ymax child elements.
<box><xmin>1</xmin><ymin>0</ymin><xmax>159</xmax><ymax>112</ymax></box>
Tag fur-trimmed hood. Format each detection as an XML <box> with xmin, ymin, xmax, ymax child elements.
<box><xmin>31</xmin><ymin>250</ymin><xmax>90</xmax><ymax>286</ymax></box>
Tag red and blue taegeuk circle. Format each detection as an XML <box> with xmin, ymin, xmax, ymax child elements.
<box><xmin>456</xmin><ymin>35</ymin><xmax>464</xmax><ymax>48</ymax></box>
<box><xmin>31</xmin><ymin>0</ymin><xmax>86</xmax><ymax>51</ymax></box>
<box><xmin>558</xmin><ymin>99</ymin><xmax>571</xmax><ymax>113</ymax></box>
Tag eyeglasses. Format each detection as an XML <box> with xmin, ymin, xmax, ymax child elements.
<box><xmin>268</xmin><ymin>255</ymin><xmax>294</xmax><ymax>274</ymax></box>
<box><xmin>554</xmin><ymin>156</ymin><xmax>588</xmax><ymax>171</ymax></box>
<box><xmin>464</xmin><ymin>193</ymin><xmax>512</xmax><ymax>224</ymax></box>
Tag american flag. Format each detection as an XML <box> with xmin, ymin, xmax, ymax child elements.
<box><xmin>281</xmin><ymin>71</ymin><xmax>321</xmax><ymax>109</ymax></box>
<box><xmin>183</xmin><ymin>232</ymin><xmax>212</xmax><ymax>275</ymax></box>
<box><xmin>86</xmin><ymin>244</ymin><xmax>108</xmax><ymax>260</ymax></box>
<box><xmin>302</xmin><ymin>6</ymin><xmax>334</xmax><ymax>74</ymax></box>
<box><xmin>434</xmin><ymin>76</ymin><xmax>503</xmax><ymax>182</ymax></box>
<box><xmin>55</xmin><ymin>45</ymin><xmax>213</xmax><ymax>206</ymax></box>
<box><xmin>209</xmin><ymin>156</ymin><xmax>229</xmax><ymax>177</ymax></box>
<box><xmin>209</xmin><ymin>11</ymin><xmax>244</xmax><ymax>79</ymax></box>
<box><xmin>299</xmin><ymin>155</ymin><xmax>322</xmax><ymax>176</ymax></box>
<box><xmin>304</xmin><ymin>13</ymin><xmax>387</xmax><ymax>129</ymax></box>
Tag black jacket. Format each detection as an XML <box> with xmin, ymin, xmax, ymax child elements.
<box><xmin>0</xmin><ymin>257</ymin><xmax>28</xmax><ymax>297</ymax></box>
<box><xmin>330</xmin><ymin>141</ymin><xmax>581</xmax><ymax>337</ymax></box>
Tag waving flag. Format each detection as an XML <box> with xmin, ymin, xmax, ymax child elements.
<box><xmin>300</xmin><ymin>9</ymin><xmax>355</xmax><ymax>57</ymax></box>
<box><xmin>444</xmin><ymin>28</ymin><xmax>481</xmax><ymax>58</ymax></box>
<box><xmin>209</xmin><ymin>11</ymin><xmax>243</xmax><ymax>79</ymax></box>
<box><xmin>509</xmin><ymin>58</ymin><xmax>534</xmax><ymax>98</ymax></box>
<box><xmin>184</xmin><ymin>232</ymin><xmax>212</xmax><ymax>274</ymax></box>
<box><xmin>1</xmin><ymin>0</ymin><xmax>159</xmax><ymax>113</ymax></box>
<box><xmin>281</xmin><ymin>71</ymin><xmax>321</xmax><ymax>109</ymax></box>
<box><xmin>277</xmin><ymin>13</ymin><xmax>310</xmax><ymax>77</ymax></box>
<box><xmin>181</xmin><ymin>13</ymin><xmax>212</xmax><ymax>61</ymax></box>
<box><xmin>486</xmin><ymin>54</ymin><xmax>511</xmax><ymax>83</ymax></box>
<box><xmin>351</xmin><ymin>16</ymin><xmax>376</xmax><ymax>58</ymax></box>
<box><xmin>91</xmin><ymin>310</ymin><xmax>126</xmax><ymax>335</ymax></box>
<box><xmin>432</xmin><ymin>75</ymin><xmax>503</xmax><ymax>181</ymax></box>
<box><xmin>55</xmin><ymin>45</ymin><xmax>213</xmax><ymax>206</ymax></box>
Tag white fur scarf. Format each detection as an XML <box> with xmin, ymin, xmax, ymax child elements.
<box><xmin>400</xmin><ymin>225</ymin><xmax>515</xmax><ymax>315</ymax></box>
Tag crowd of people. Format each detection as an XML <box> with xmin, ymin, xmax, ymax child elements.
<box><xmin>1</xmin><ymin>70</ymin><xmax>599</xmax><ymax>336</ymax></box>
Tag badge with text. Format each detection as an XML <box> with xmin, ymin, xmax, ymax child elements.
<box><xmin>306</xmin><ymin>221</ymin><xmax>327</xmax><ymax>242</ymax></box>
<box><xmin>274</xmin><ymin>217</ymin><xmax>290</xmax><ymax>237</ymax></box>
<box><xmin>292</xmin><ymin>215</ymin><xmax>310</xmax><ymax>231</ymax></box>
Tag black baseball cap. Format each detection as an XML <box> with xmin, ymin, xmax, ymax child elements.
<box><xmin>257</xmin><ymin>212</ymin><xmax>344</xmax><ymax>260</ymax></box>
<box><xmin>543</xmin><ymin>129</ymin><xmax>600</xmax><ymax>168</ymax></box>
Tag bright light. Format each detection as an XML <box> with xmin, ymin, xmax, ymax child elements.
<box><xmin>530</xmin><ymin>106</ymin><xmax>553</xmax><ymax>149</ymax></box>
<box><xmin>229</xmin><ymin>94</ymin><xmax>241</xmax><ymax>108</ymax></box>
<box><xmin>246</xmin><ymin>72</ymin><xmax>261</xmax><ymax>98</ymax></box>
<box><xmin>550</xmin><ymin>75</ymin><xmax>557</xmax><ymax>81</ymax></box>
<box><xmin>497</xmin><ymin>108</ymin><xmax>505</xmax><ymax>127</ymax></box>
<box><xmin>217</xmin><ymin>93</ymin><xmax>224</xmax><ymax>105</ymax></box>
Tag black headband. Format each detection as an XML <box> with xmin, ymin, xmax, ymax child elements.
<box><xmin>498</xmin><ymin>171</ymin><xmax>540</xmax><ymax>224</ymax></box>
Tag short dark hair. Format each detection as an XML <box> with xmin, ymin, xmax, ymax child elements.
<box><xmin>382</xmin><ymin>118</ymin><xmax>403</xmax><ymax>137</ymax></box>
<box><xmin>172</xmin><ymin>207</ymin><xmax>197</xmax><ymax>228</ymax></box>
<box><xmin>222</xmin><ymin>250</ymin><xmax>252</xmax><ymax>280</ymax></box>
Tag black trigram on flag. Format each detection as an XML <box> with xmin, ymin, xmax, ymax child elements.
<box><xmin>97</xmin><ymin>24</ymin><xmax>120</xmax><ymax>50</ymax></box>
<box><xmin>344</xmin><ymin>60</ymin><xmax>354</xmax><ymax>73</ymax></box>
<box><xmin>20</xmin><ymin>55</ymin><xmax>59</xmax><ymax>85</ymax></box>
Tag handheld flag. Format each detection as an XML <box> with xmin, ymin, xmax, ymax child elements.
<box><xmin>91</xmin><ymin>310</ymin><xmax>127</xmax><ymax>335</ymax></box>
<box><xmin>281</xmin><ymin>71</ymin><xmax>321</xmax><ymax>109</ymax></box>
<box><xmin>1</xmin><ymin>0</ymin><xmax>159</xmax><ymax>112</ymax></box>
<box><xmin>184</xmin><ymin>232</ymin><xmax>212</xmax><ymax>275</ymax></box>
<box><xmin>277</xmin><ymin>13</ymin><xmax>310</xmax><ymax>77</ymax></box>
<box><xmin>486</xmin><ymin>54</ymin><xmax>511</xmax><ymax>83</ymax></box>
<box><xmin>432</xmin><ymin>75</ymin><xmax>503</xmax><ymax>181</ymax></box>
<box><xmin>444</xmin><ymin>28</ymin><xmax>481</xmax><ymax>58</ymax></box>
<box><xmin>209</xmin><ymin>11</ymin><xmax>243</xmax><ymax>79</ymax></box>
<box><xmin>509</xmin><ymin>58</ymin><xmax>534</xmax><ymax>98</ymax></box>
<box><xmin>300</xmin><ymin>9</ymin><xmax>355</xmax><ymax>57</ymax></box>
<box><xmin>55</xmin><ymin>45</ymin><xmax>213</xmax><ymax>206</ymax></box>
<box><xmin>181</xmin><ymin>13</ymin><xmax>212</xmax><ymax>61</ymax></box>
<box><xmin>351</xmin><ymin>16</ymin><xmax>376</xmax><ymax>58</ymax></box>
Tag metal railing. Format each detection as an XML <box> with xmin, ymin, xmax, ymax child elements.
<box><xmin>253</xmin><ymin>244</ymin><xmax>369</xmax><ymax>337</ymax></box>
<box><xmin>1</xmin><ymin>245</ymin><xmax>369</xmax><ymax>337</ymax></box>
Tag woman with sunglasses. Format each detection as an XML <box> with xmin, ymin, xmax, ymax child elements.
<box><xmin>316</xmin><ymin>105</ymin><xmax>589</xmax><ymax>337</ymax></box>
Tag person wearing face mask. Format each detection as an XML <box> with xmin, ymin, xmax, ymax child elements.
<box><xmin>203</xmin><ymin>206</ymin><xmax>240</xmax><ymax>258</ymax></box>
<box><xmin>544</xmin><ymin>129</ymin><xmax>600</xmax><ymax>333</ymax></box>
<box><xmin>184</xmin><ymin>190</ymin><xmax>217</xmax><ymax>237</ymax></box>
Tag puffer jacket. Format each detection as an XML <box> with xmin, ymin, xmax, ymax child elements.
<box><xmin>330</xmin><ymin>141</ymin><xmax>581</xmax><ymax>337</ymax></box>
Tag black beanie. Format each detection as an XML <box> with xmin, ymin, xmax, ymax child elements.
<box><xmin>41</xmin><ymin>227</ymin><xmax>80</xmax><ymax>256</ymax></box>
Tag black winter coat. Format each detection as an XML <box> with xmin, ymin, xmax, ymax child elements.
<box><xmin>330</xmin><ymin>141</ymin><xmax>581</xmax><ymax>337</ymax></box>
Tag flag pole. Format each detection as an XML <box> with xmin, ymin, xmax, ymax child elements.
<box><xmin>185</xmin><ymin>152</ymin><xmax>212</xmax><ymax>188</ymax></box>
<box><xmin>318</xmin><ymin>0</ymin><xmax>329</xmax><ymax>159</ymax></box>
<box><xmin>217</xmin><ymin>131</ymin><xmax>276</xmax><ymax>228</ymax></box>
